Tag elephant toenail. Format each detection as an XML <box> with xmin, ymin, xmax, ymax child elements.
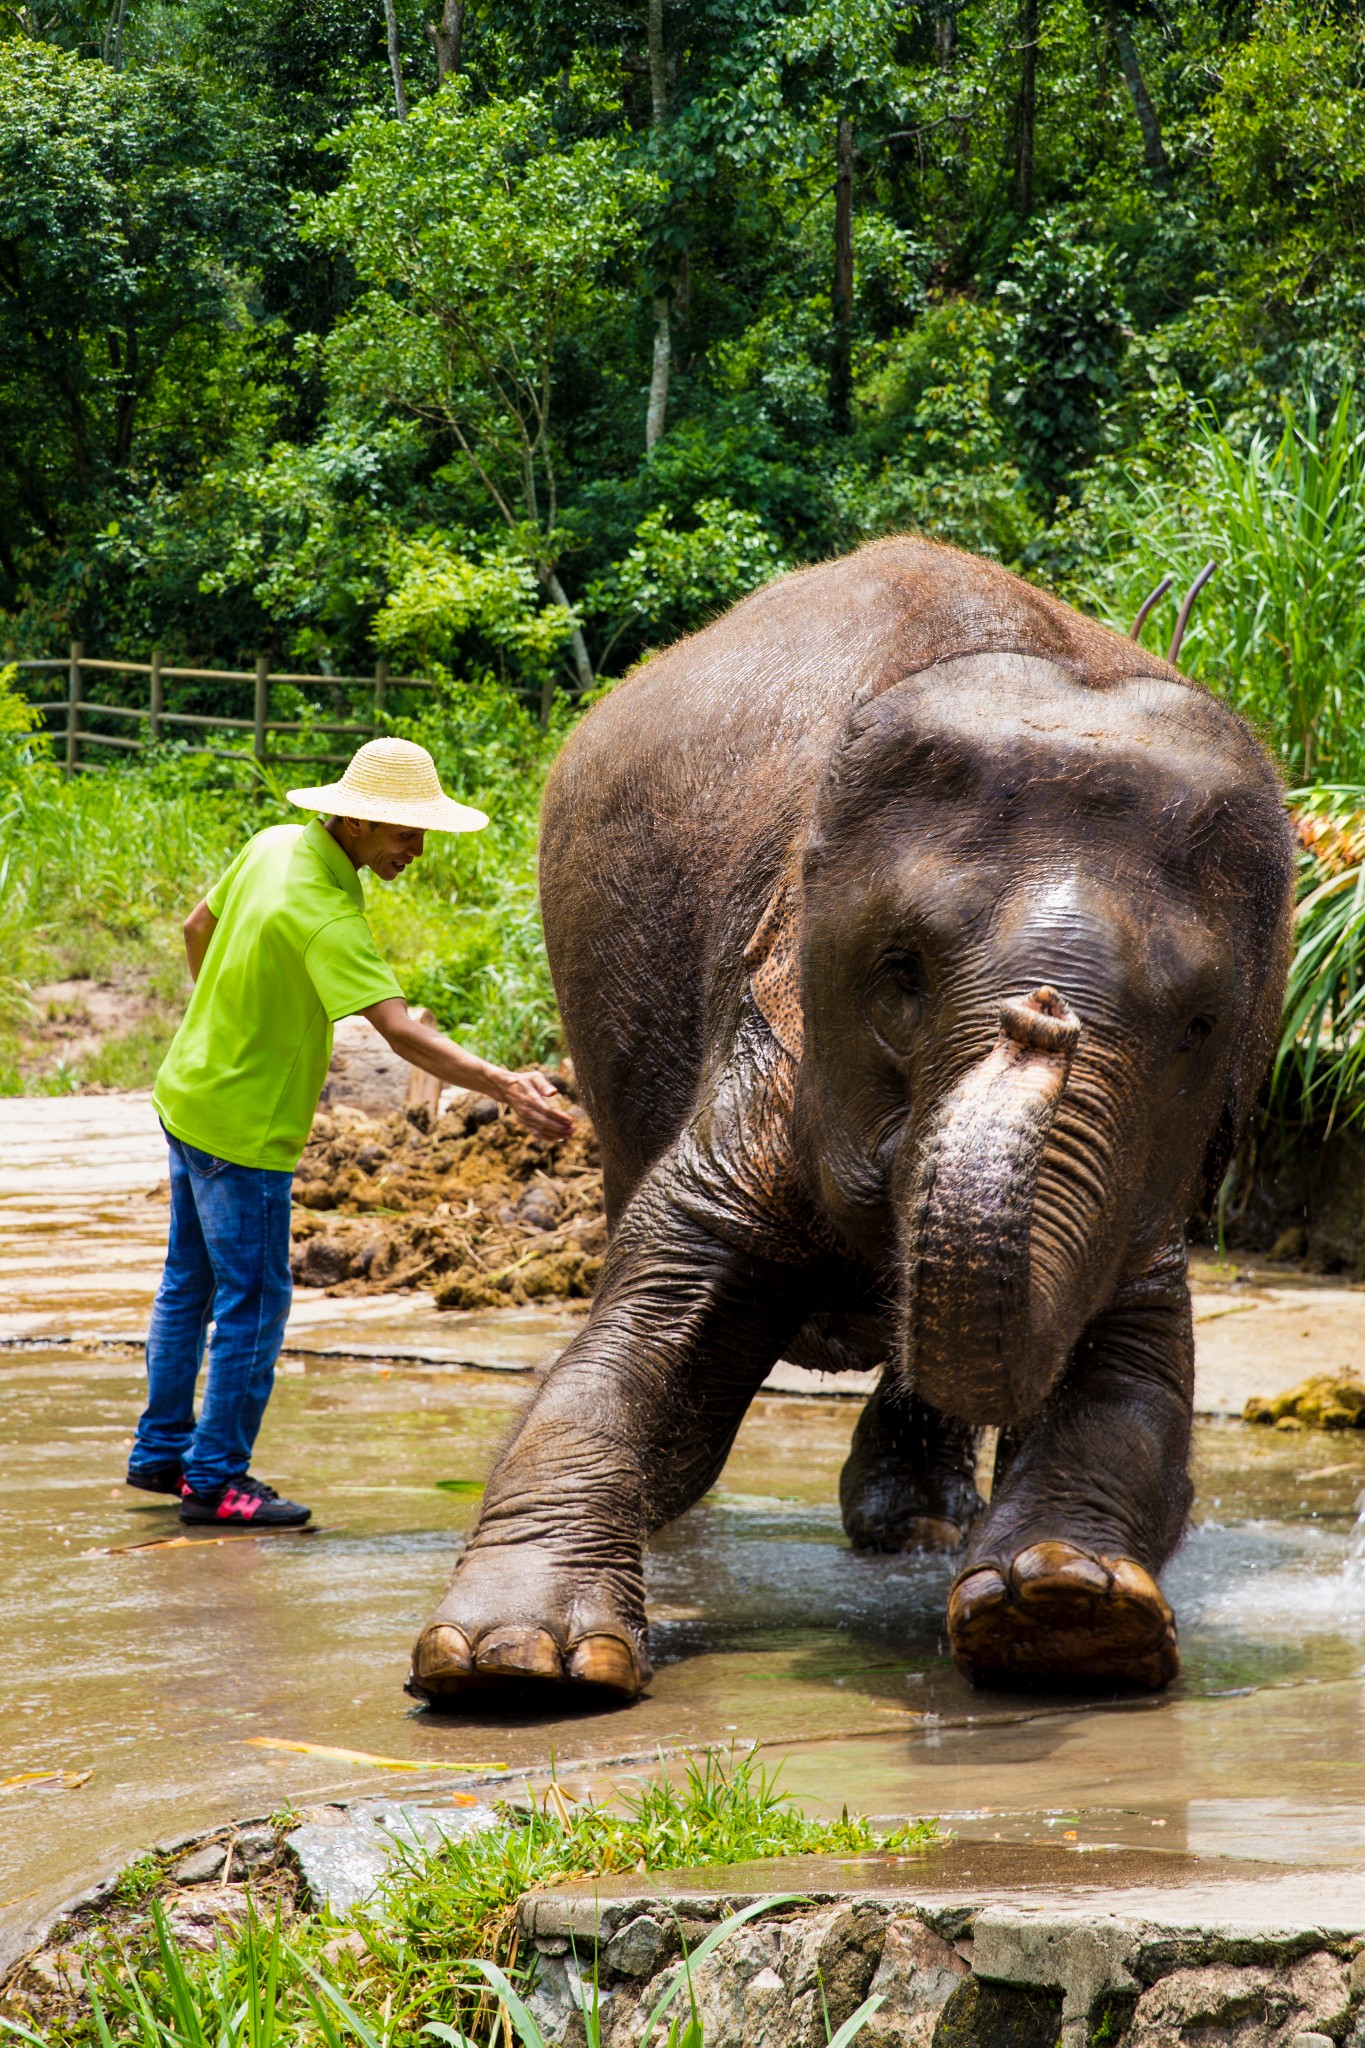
<box><xmin>1105</xmin><ymin>1555</ymin><xmax>1174</xmax><ymax>1621</ymax></box>
<box><xmin>947</xmin><ymin>1565</ymin><xmax>1007</xmax><ymax>1625</ymax></box>
<box><xmin>565</xmin><ymin>1633</ymin><xmax>647</xmax><ymax>1694</ymax></box>
<box><xmin>413</xmin><ymin>1622</ymin><xmax>475</xmax><ymax>1683</ymax></box>
<box><xmin>904</xmin><ymin>1516</ymin><xmax>966</xmax><ymax>1555</ymax></box>
<box><xmin>1012</xmin><ymin>1542</ymin><xmax>1108</xmax><ymax>1598</ymax></box>
<box><xmin>475</xmin><ymin>1626</ymin><xmax>564</xmax><ymax>1681</ymax></box>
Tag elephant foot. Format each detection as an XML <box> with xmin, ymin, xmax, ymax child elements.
<box><xmin>947</xmin><ymin>1539</ymin><xmax>1178</xmax><ymax>1693</ymax></box>
<box><xmin>406</xmin><ymin>1544</ymin><xmax>652</xmax><ymax>1706</ymax></box>
<box><xmin>840</xmin><ymin>1378</ymin><xmax>982</xmax><ymax>1555</ymax></box>
<box><xmin>847</xmin><ymin>1506</ymin><xmax>970</xmax><ymax>1555</ymax></box>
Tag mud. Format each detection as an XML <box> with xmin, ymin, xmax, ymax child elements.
<box><xmin>1243</xmin><ymin>1372</ymin><xmax>1365</xmax><ymax>1431</ymax></box>
<box><xmin>290</xmin><ymin>1093</ymin><xmax>606</xmax><ymax>1309</ymax></box>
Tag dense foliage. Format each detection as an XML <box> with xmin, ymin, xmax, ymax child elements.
<box><xmin>5</xmin><ymin>0</ymin><xmax>1365</xmax><ymax>1125</ymax></box>
<box><xmin>2</xmin><ymin>0</ymin><xmax>1363</xmax><ymax>719</ymax></box>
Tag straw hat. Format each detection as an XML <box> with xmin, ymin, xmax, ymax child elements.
<box><xmin>287</xmin><ymin>738</ymin><xmax>488</xmax><ymax>833</ymax></box>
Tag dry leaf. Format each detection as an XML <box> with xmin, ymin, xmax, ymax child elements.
<box><xmin>243</xmin><ymin>1737</ymin><xmax>505</xmax><ymax>1772</ymax></box>
<box><xmin>89</xmin><ymin>1528</ymin><xmax>322</xmax><ymax>1557</ymax></box>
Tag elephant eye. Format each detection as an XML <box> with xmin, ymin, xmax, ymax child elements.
<box><xmin>1177</xmin><ymin>1015</ymin><xmax>1215</xmax><ymax>1054</ymax></box>
<box><xmin>865</xmin><ymin>951</ymin><xmax>928</xmax><ymax>1055</ymax></box>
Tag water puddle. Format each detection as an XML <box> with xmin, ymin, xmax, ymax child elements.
<box><xmin>3</xmin><ymin>1327</ymin><xmax>1365</xmax><ymax>1955</ymax></box>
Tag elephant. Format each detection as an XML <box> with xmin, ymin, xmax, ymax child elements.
<box><xmin>409</xmin><ymin>535</ymin><xmax>1293</xmax><ymax>1702</ymax></box>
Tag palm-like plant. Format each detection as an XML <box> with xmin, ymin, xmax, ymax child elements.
<box><xmin>1094</xmin><ymin>382</ymin><xmax>1365</xmax><ymax>786</ymax></box>
<box><xmin>1271</xmin><ymin>788</ymin><xmax>1365</xmax><ymax>1128</ymax></box>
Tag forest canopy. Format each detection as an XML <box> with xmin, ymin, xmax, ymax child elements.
<box><xmin>2</xmin><ymin>0</ymin><xmax>1363</xmax><ymax>725</ymax></box>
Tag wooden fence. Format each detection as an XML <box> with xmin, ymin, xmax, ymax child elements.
<box><xmin>12</xmin><ymin>642</ymin><xmax>438</xmax><ymax>780</ymax></box>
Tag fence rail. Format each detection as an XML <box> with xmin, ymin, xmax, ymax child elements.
<box><xmin>11</xmin><ymin>643</ymin><xmax>438</xmax><ymax>780</ymax></box>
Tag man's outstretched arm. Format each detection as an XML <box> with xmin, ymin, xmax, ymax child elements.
<box><xmin>361</xmin><ymin>997</ymin><xmax>574</xmax><ymax>1142</ymax></box>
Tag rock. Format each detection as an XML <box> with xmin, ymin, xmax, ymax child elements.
<box><xmin>165</xmin><ymin>1884</ymin><xmax>251</xmax><ymax>1952</ymax></box>
<box><xmin>1125</xmin><ymin>1953</ymin><xmax>1352</xmax><ymax>2048</ymax></box>
<box><xmin>286</xmin><ymin>1799</ymin><xmax>501</xmax><ymax>1917</ymax></box>
<box><xmin>320</xmin><ymin>1013</ymin><xmax>436</xmax><ymax>1118</ymax></box>
<box><xmin>525</xmin><ymin>1952</ymin><xmax>615</xmax><ymax>2048</ymax></box>
<box><xmin>931</xmin><ymin>1980</ymin><xmax>1064</xmax><ymax>2048</ymax></box>
<box><xmin>25</xmin><ymin>1946</ymin><xmax>86</xmax><ymax>1995</ymax></box>
<box><xmin>516</xmin><ymin>1185</ymin><xmax>563</xmax><ymax>1232</ymax></box>
<box><xmin>603</xmin><ymin>1915</ymin><xmax>669</xmax><ymax>1979</ymax></box>
<box><xmin>862</xmin><ymin>1917</ymin><xmax>970</xmax><ymax>2048</ymax></box>
<box><xmin>172</xmin><ymin>1843</ymin><xmax>230</xmax><ymax>1886</ymax></box>
<box><xmin>232</xmin><ymin>1825</ymin><xmax>280</xmax><ymax>1874</ymax></box>
<box><xmin>320</xmin><ymin>1930</ymin><xmax>371</xmax><ymax>1968</ymax></box>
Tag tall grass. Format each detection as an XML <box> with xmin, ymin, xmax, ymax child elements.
<box><xmin>0</xmin><ymin>667</ymin><xmax>565</xmax><ymax>1088</ymax></box>
<box><xmin>1092</xmin><ymin>382</ymin><xmax>1365</xmax><ymax>784</ymax></box>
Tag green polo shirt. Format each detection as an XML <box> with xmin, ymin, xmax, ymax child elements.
<box><xmin>153</xmin><ymin>818</ymin><xmax>404</xmax><ymax>1171</ymax></box>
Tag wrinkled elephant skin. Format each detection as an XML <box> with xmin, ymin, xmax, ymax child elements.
<box><xmin>410</xmin><ymin>537</ymin><xmax>1293</xmax><ymax>1703</ymax></box>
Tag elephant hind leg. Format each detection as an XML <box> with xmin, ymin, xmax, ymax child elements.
<box><xmin>840</xmin><ymin>1368</ymin><xmax>983</xmax><ymax>1554</ymax></box>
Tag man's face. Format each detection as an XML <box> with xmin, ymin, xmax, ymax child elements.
<box><xmin>339</xmin><ymin>817</ymin><xmax>427</xmax><ymax>881</ymax></box>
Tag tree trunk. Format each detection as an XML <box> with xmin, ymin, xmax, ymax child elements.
<box><xmin>541</xmin><ymin>565</ymin><xmax>594</xmax><ymax>705</ymax></box>
<box><xmin>642</xmin><ymin>0</ymin><xmax>673</xmax><ymax>453</ymax></box>
<box><xmin>645</xmin><ymin>297</ymin><xmax>671</xmax><ymax>453</ymax></box>
<box><xmin>1107</xmin><ymin>4</ymin><xmax>1171</xmax><ymax>186</ymax></box>
<box><xmin>646</xmin><ymin>0</ymin><xmax>667</xmax><ymax>125</ymax></box>
<box><xmin>102</xmin><ymin>0</ymin><xmax>128</xmax><ymax>70</ymax></box>
<box><xmin>427</xmin><ymin>0</ymin><xmax>464</xmax><ymax>82</ymax></box>
<box><xmin>935</xmin><ymin>10</ymin><xmax>957</xmax><ymax>63</ymax></box>
<box><xmin>381</xmin><ymin>0</ymin><xmax>408</xmax><ymax>118</ymax></box>
<box><xmin>1016</xmin><ymin>0</ymin><xmax>1037</xmax><ymax>219</ymax></box>
<box><xmin>830</xmin><ymin>110</ymin><xmax>854</xmax><ymax>433</ymax></box>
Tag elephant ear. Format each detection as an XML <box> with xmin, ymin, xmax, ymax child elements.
<box><xmin>744</xmin><ymin>863</ymin><xmax>804</xmax><ymax>1058</ymax></box>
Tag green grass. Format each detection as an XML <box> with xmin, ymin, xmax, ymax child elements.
<box><xmin>2</xmin><ymin>1753</ymin><xmax>940</xmax><ymax>2048</ymax></box>
<box><xmin>0</xmin><ymin>668</ymin><xmax>565</xmax><ymax>1089</ymax></box>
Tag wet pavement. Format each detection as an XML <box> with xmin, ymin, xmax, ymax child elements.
<box><xmin>5</xmin><ymin>1096</ymin><xmax>1365</xmax><ymax>1953</ymax></box>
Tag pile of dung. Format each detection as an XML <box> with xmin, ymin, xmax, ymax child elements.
<box><xmin>290</xmin><ymin>1090</ymin><xmax>605</xmax><ymax>1310</ymax></box>
<box><xmin>1244</xmin><ymin>1375</ymin><xmax>1365</xmax><ymax>1432</ymax></box>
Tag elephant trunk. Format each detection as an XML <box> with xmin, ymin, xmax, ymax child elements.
<box><xmin>903</xmin><ymin>985</ymin><xmax>1082</xmax><ymax>1426</ymax></box>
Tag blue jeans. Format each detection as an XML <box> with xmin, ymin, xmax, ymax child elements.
<box><xmin>132</xmin><ymin>1132</ymin><xmax>294</xmax><ymax>1493</ymax></box>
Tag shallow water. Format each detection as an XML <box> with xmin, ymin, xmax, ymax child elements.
<box><xmin>5</xmin><ymin>1332</ymin><xmax>1365</xmax><ymax>1954</ymax></box>
<box><xmin>7</xmin><ymin>1095</ymin><xmax>1365</xmax><ymax>1949</ymax></box>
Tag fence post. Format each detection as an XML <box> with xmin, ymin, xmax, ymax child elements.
<box><xmin>65</xmin><ymin>639</ymin><xmax>83</xmax><ymax>780</ymax></box>
<box><xmin>253</xmin><ymin>655</ymin><xmax>269</xmax><ymax>787</ymax></box>
<box><xmin>148</xmin><ymin>648</ymin><xmax>163</xmax><ymax>746</ymax></box>
<box><xmin>373</xmin><ymin>656</ymin><xmax>388</xmax><ymax>734</ymax></box>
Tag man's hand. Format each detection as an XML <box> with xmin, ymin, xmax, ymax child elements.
<box><xmin>362</xmin><ymin>999</ymin><xmax>575</xmax><ymax>1143</ymax></box>
<box><xmin>498</xmin><ymin>1066</ymin><xmax>576</xmax><ymax>1142</ymax></box>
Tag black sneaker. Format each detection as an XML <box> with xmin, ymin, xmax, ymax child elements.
<box><xmin>179</xmin><ymin>1475</ymin><xmax>311</xmax><ymax>1528</ymax></box>
<box><xmin>126</xmin><ymin>1459</ymin><xmax>185</xmax><ymax>1497</ymax></box>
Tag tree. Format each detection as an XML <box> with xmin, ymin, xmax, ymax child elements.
<box><xmin>303</xmin><ymin>82</ymin><xmax>660</xmax><ymax>695</ymax></box>
<box><xmin>0</xmin><ymin>39</ymin><xmax>279</xmax><ymax>606</ymax></box>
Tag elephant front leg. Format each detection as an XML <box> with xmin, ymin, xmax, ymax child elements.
<box><xmin>947</xmin><ymin>1242</ymin><xmax>1192</xmax><ymax>1692</ymax></box>
<box><xmin>409</xmin><ymin>1190</ymin><xmax>810</xmax><ymax>1704</ymax></box>
<box><xmin>840</xmin><ymin>1367</ymin><xmax>982</xmax><ymax>1554</ymax></box>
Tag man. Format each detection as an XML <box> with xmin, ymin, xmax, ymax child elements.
<box><xmin>128</xmin><ymin>736</ymin><xmax>573</xmax><ymax>1529</ymax></box>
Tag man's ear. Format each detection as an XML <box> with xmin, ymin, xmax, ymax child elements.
<box><xmin>744</xmin><ymin>863</ymin><xmax>804</xmax><ymax>1058</ymax></box>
